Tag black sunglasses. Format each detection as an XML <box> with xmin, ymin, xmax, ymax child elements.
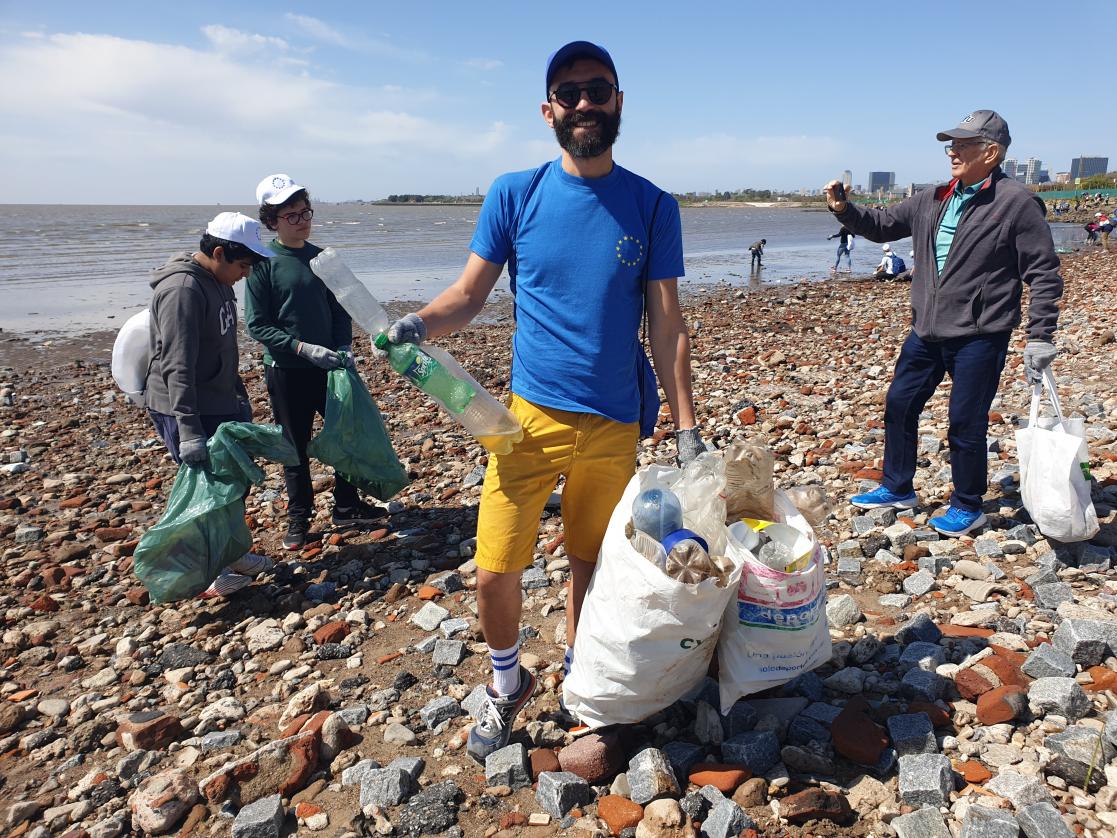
<box><xmin>549</xmin><ymin>80</ymin><xmax>618</xmax><ymax>109</ymax></box>
<box><xmin>279</xmin><ymin>208</ymin><xmax>314</xmax><ymax>224</ymax></box>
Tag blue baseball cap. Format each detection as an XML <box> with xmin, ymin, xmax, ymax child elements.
<box><xmin>545</xmin><ymin>41</ymin><xmax>618</xmax><ymax>94</ymax></box>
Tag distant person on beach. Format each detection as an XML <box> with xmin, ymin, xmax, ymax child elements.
<box><xmin>381</xmin><ymin>40</ymin><xmax>702</xmax><ymax>763</ymax></box>
<box><xmin>1097</xmin><ymin>212</ymin><xmax>1113</xmax><ymax>250</ymax></box>
<box><xmin>749</xmin><ymin>238</ymin><xmax>766</xmax><ymax>268</ymax></box>
<box><xmin>245</xmin><ymin>174</ymin><xmax>386</xmax><ymax>551</ymax></box>
<box><xmin>144</xmin><ymin>211</ymin><xmax>276</xmax><ymax>597</ymax></box>
<box><xmin>826</xmin><ymin>110</ymin><xmax>1063</xmax><ymax>538</ymax></box>
<box><xmin>1085</xmin><ymin>221</ymin><xmax>1099</xmax><ymax>244</ymax></box>
<box><xmin>828</xmin><ymin>227</ymin><xmax>854</xmax><ymax>273</ymax></box>
<box><xmin>871</xmin><ymin>244</ymin><xmax>906</xmax><ymax>280</ymax></box>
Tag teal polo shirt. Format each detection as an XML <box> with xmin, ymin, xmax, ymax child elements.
<box><xmin>935</xmin><ymin>175</ymin><xmax>991</xmax><ymax>273</ymax></box>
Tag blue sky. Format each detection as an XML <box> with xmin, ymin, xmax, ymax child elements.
<box><xmin>1</xmin><ymin>0</ymin><xmax>1110</xmax><ymax>204</ymax></box>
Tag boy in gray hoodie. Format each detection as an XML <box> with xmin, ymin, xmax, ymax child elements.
<box><xmin>145</xmin><ymin>211</ymin><xmax>276</xmax><ymax>597</ymax></box>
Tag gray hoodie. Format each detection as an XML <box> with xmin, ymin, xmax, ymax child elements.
<box><xmin>144</xmin><ymin>253</ymin><xmax>247</xmax><ymax>444</ymax></box>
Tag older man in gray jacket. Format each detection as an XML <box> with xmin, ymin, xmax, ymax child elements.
<box><xmin>825</xmin><ymin>110</ymin><xmax>1063</xmax><ymax>537</ymax></box>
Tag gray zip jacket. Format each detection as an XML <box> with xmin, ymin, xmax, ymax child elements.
<box><xmin>144</xmin><ymin>253</ymin><xmax>247</xmax><ymax>444</ymax></box>
<box><xmin>833</xmin><ymin>168</ymin><xmax>1062</xmax><ymax>342</ymax></box>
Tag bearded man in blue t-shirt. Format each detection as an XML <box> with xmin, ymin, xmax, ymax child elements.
<box><xmin>384</xmin><ymin>40</ymin><xmax>703</xmax><ymax>762</ymax></box>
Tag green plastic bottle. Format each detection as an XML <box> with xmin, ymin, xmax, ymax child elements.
<box><xmin>374</xmin><ymin>333</ymin><xmax>476</xmax><ymax>414</ymax></box>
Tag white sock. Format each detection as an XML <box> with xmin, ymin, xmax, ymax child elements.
<box><xmin>489</xmin><ymin>642</ymin><xmax>521</xmax><ymax>696</ymax></box>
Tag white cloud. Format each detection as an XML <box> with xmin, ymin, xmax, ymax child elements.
<box><xmin>283</xmin><ymin>13</ymin><xmax>427</xmax><ymax>62</ymax></box>
<box><xmin>0</xmin><ymin>31</ymin><xmax>534</xmax><ymax>202</ymax></box>
<box><xmin>202</xmin><ymin>24</ymin><xmax>289</xmax><ymax>54</ymax></box>
<box><xmin>464</xmin><ymin>58</ymin><xmax>503</xmax><ymax>71</ymax></box>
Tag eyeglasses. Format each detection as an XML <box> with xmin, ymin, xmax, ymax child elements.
<box><xmin>279</xmin><ymin>208</ymin><xmax>314</xmax><ymax>224</ymax></box>
<box><xmin>944</xmin><ymin>141</ymin><xmax>988</xmax><ymax>156</ymax></box>
<box><xmin>549</xmin><ymin>80</ymin><xmax>618</xmax><ymax>109</ymax></box>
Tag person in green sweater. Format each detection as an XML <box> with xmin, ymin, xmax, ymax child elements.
<box><xmin>245</xmin><ymin>174</ymin><xmax>385</xmax><ymax>549</ymax></box>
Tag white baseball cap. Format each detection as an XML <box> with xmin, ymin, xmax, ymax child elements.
<box><xmin>882</xmin><ymin>244</ymin><xmax>892</xmax><ymax>252</ymax></box>
<box><xmin>205</xmin><ymin>212</ymin><xmax>273</xmax><ymax>258</ymax></box>
<box><xmin>256</xmin><ymin>173</ymin><xmax>306</xmax><ymax>206</ymax></box>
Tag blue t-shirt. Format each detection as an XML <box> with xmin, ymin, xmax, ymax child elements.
<box><xmin>470</xmin><ymin>159</ymin><xmax>685</xmax><ymax>423</ymax></box>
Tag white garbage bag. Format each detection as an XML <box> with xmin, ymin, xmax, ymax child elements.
<box><xmin>563</xmin><ymin>458</ymin><xmax>744</xmax><ymax>728</ymax></box>
<box><xmin>1016</xmin><ymin>369</ymin><xmax>1098</xmax><ymax>542</ymax></box>
<box><xmin>111</xmin><ymin>308</ymin><xmax>150</xmax><ymax>407</ymax></box>
<box><xmin>716</xmin><ymin>490</ymin><xmax>831</xmax><ymax>711</ymax></box>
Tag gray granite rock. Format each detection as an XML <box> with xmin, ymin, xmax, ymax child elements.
<box><xmin>439</xmin><ymin>617</ymin><xmax>471</xmax><ymax>638</ymax></box>
<box><xmin>800</xmin><ymin>702</ymin><xmax>843</xmax><ymax>726</ymax></box>
<box><xmin>386</xmin><ymin>756</ymin><xmax>425</xmax><ymax>783</ymax></box>
<box><xmin>627</xmin><ymin>748</ymin><xmax>680</xmax><ymax>805</ymax></box>
<box><xmin>896</xmin><ymin>613</ymin><xmax>943</xmax><ymax>646</ymax></box>
<box><xmin>824</xmin><ymin>667</ymin><xmax>865</xmax><ymax>694</ymax></box>
<box><xmin>1106</xmin><ymin>711</ymin><xmax>1117</xmax><ymax>749</ymax></box>
<box><xmin>431</xmin><ymin>639</ymin><xmax>467</xmax><ymax>667</ymax></box>
<box><xmin>1027</xmin><ymin>677</ymin><xmax>1091</xmax><ymax>722</ymax></box>
<box><xmin>892</xmin><ymin>806</ymin><xmax>951</xmax><ymax>838</ymax></box>
<box><xmin>901</xmin><ymin>668</ymin><xmax>946</xmax><ymax>702</ymax></box>
<box><xmin>826</xmin><ymin>594</ymin><xmax>862</xmax><ymax>627</ymax></box>
<box><xmin>984</xmin><ymin>771</ymin><xmax>1054</xmax><ymax>808</ymax></box>
<box><xmin>341</xmin><ymin>758</ymin><xmax>381</xmax><ymax>786</ymax></box>
<box><xmin>535</xmin><ymin>771</ymin><xmax>592</xmax><ymax>818</ymax></box>
<box><xmin>485</xmin><ymin>744</ymin><xmax>530</xmax><ymax>789</ymax></box>
<box><xmin>897</xmin><ymin>753</ymin><xmax>953</xmax><ymax>807</ymax></box>
<box><xmin>903</xmin><ymin>571</ymin><xmax>936</xmax><ymax>597</ymax></box>
<box><xmin>410</xmin><ymin>602</ymin><xmax>449</xmax><ymax>632</ymax></box>
<box><xmin>720</xmin><ymin>731</ymin><xmax>780</xmax><ymax>774</ymax></box>
<box><xmin>887</xmin><ymin>713</ymin><xmax>937</xmax><ymax>756</ymax></box>
<box><xmin>1052</xmin><ymin>619</ymin><xmax>1112</xmax><ymax>667</ymax></box>
<box><xmin>359</xmin><ymin>768</ymin><xmax>411</xmax><ymax>809</ymax></box>
<box><xmin>232</xmin><ymin>794</ymin><xmax>283</xmax><ymax>838</ymax></box>
<box><xmin>1044</xmin><ymin>726</ymin><xmax>1117</xmax><ymax>791</ymax></box>
<box><xmin>849</xmin><ymin>635</ymin><xmax>883</xmax><ymax>665</ymax></box>
<box><xmin>958</xmin><ymin>805</ymin><xmax>1019</xmax><ymax>838</ymax></box>
<box><xmin>787</xmin><ymin>715</ymin><xmax>831</xmax><ymax>746</ymax></box>
<box><xmin>418</xmin><ymin>696</ymin><xmax>462</xmax><ymax>731</ymax></box>
<box><xmin>662</xmin><ymin>741</ymin><xmax>705</xmax><ymax>785</ymax></box>
<box><xmin>899</xmin><ymin>641</ymin><xmax>947</xmax><ymax>673</ymax></box>
<box><xmin>701</xmin><ymin>799</ymin><xmax>754</xmax><ymax>838</ymax></box>
<box><xmin>1021</xmin><ymin>644</ymin><xmax>1076</xmax><ymax>679</ymax></box>
<box><xmin>1016</xmin><ymin>802</ymin><xmax>1075</xmax><ymax>838</ymax></box>
<box><xmin>721</xmin><ymin>701</ymin><xmax>758</xmax><ymax>738</ymax></box>
<box><xmin>879</xmin><ymin>594</ymin><xmax>912</xmax><ymax>608</ymax></box>
<box><xmin>1032</xmin><ymin>582</ymin><xmax>1074</xmax><ymax>610</ymax></box>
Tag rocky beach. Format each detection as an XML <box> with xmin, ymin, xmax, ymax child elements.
<box><xmin>0</xmin><ymin>249</ymin><xmax>1115</xmax><ymax>838</ymax></box>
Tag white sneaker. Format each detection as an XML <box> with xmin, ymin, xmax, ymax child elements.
<box><xmin>198</xmin><ymin>571</ymin><xmax>253</xmax><ymax>599</ymax></box>
<box><xmin>227</xmin><ymin>553</ymin><xmax>274</xmax><ymax>576</ymax></box>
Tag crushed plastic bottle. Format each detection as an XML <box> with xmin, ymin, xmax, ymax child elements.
<box><xmin>723</xmin><ymin>439</ymin><xmax>775</xmax><ymax>522</ymax></box>
<box><xmin>783</xmin><ymin>484</ymin><xmax>833</xmax><ymax>529</ymax></box>
<box><xmin>631</xmin><ymin>488</ymin><xmax>684</xmax><ymax>542</ymax></box>
<box><xmin>310</xmin><ymin>247</ymin><xmax>523</xmax><ymax>454</ymax></box>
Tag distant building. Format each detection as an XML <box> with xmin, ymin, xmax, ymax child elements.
<box><xmin>1003</xmin><ymin>158</ymin><xmax>1018</xmax><ymax>179</ymax></box>
<box><xmin>841</xmin><ymin>170</ymin><xmax>852</xmax><ymax>187</ymax></box>
<box><xmin>868</xmin><ymin>171</ymin><xmax>895</xmax><ymax>194</ymax></box>
<box><xmin>1070</xmin><ymin>156</ymin><xmax>1109</xmax><ymax>180</ymax></box>
<box><xmin>1055</xmin><ymin>172</ymin><xmax>1071</xmax><ymax>184</ymax></box>
<box><xmin>907</xmin><ymin>183</ymin><xmax>935</xmax><ymax>197</ymax></box>
<box><xmin>1024</xmin><ymin>158</ymin><xmax>1042</xmax><ymax>185</ymax></box>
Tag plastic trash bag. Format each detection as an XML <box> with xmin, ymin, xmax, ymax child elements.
<box><xmin>564</xmin><ymin>456</ymin><xmax>744</xmax><ymax>728</ymax></box>
<box><xmin>717</xmin><ymin>489</ymin><xmax>832</xmax><ymax>711</ymax></box>
<box><xmin>133</xmin><ymin>422</ymin><xmax>298</xmax><ymax>603</ymax></box>
<box><xmin>306</xmin><ymin>365</ymin><xmax>409</xmax><ymax>501</ymax></box>
<box><xmin>723</xmin><ymin>439</ymin><xmax>775</xmax><ymax>522</ymax></box>
<box><xmin>111</xmin><ymin>308</ymin><xmax>150</xmax><ymax>407</ymax></box>
<box><xmin>1016</xmin><ymin>369</ymin><xmax>1098</xmax><ymax>542</ymax></box>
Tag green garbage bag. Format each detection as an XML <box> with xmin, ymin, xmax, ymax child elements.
<box><xmin>133</xmin><ymin>422</ymin><xmax>298</xmax><ymax>603</ymax></box>
<box><xmin>307</xmin><ymin>364</ymin><xmax>410</xmax><ymax>500</ymax></box>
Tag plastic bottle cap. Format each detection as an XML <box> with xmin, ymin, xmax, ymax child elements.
<box><xmin>373</xmin><ymin>333</ymin><xmax>389</xmax><ymax>349</ymax></box>
<box><xmin>660</xmin><ymin>528</ymin><xmax>709</xmax><ymax>554</ymax></box>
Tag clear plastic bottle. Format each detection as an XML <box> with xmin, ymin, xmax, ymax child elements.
<box><xmin>309</xmin><ymin>247</ymin><xmax>390</xmax><ymax>336</ymax></box>
<box><xmin>631</xmin><ymin>488</ymin><xmax>684</xmax><ymax>542</ymax></box>
<box><xmin>373</xmin><ymin>334</ymin><xmax>475</xmax><ymax>414</ymax></box>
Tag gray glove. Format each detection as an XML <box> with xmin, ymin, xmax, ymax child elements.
<box><xmin>1022</xmin><ymin>340</ymin><xmax>1057</xmax><ymax>385</ymax></box>
<box><xmin>676</xmin><ymin>427</ymin><xmax>707</xmax><ymax>467</ymax></box>
<box><xmin>337</xmin><ymin>345</ymin><xmax>356</xmax><ymax>370</ymax></box>
<box><xmin>179</xmin><ymin>437</ymin><xmax>208</xmax><ymax>467</ymax></box>
<box><xmin>387</xmin><ymin>313</ymin><xmax>427</xmax><ymax>346</ymax></box>
<box><xmin>296</xmin><ymin>341</ymin><xmax>343</xmax><ymax>370</ymax></box>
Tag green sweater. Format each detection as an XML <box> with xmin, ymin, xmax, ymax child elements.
<box><xmin>245</xmin><ymin>240</ymin><xmax>353</xmax><ymax>368</ymax></box>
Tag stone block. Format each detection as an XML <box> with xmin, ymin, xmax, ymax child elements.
<box><xmin>721</xmin><ymin>701</ymin><xmax>758</xmax><ymax>738</ymax></box>
<box><xmin>903</xmin><ymin>570</ymin><xmax>936</xmax><ymax>596</ymax></box>
<box><xmin>884</xmin><ymin>522</ymin><xmax>917</xmax><ymax>548</ymax></box>
<box><xmin>520</xmin><ymin>567</ymin><xmax>549</xmax><ymax>589</ymax></box>
<box><xmin>232</xmin><ymin>794</ymin><xmax>283</xmax><ymax>838</ymax></box>
<box><xmin>899</xmin><ymin>641</ymin><xmax>947</xmax><ymax>673</ymax></box>
<box><xmin>886</xmin><ymin>713</ymin><xmax>936</xmax><ymax>756</ymax></box>
<box><xmin>837</xmin><ymin>538</ymin><xmax>865</xmax><ymax>558</ymax></box>
<box><xmin>787</xmin><ymin>715</ymin><xmax>831</xmax><ymax>746</ymax></box>
<box><xmin>918</xmin><ymin>556</ymin><xmax>952</xmax><ymax>576</ymax></box>
<box><xmin>387</xmin><ymin>756</ymin><xmax>425</xmax><ymax>783</ymax></box>
<box><xmin>439</xmin><ymin>618</ymin><xmax>471</xmax><ymax>638</ymax></box>
<box><xmin>897</xmin><ymin>753</ymin><xmax>953</xmax><ymax>807</ymax></box>
<box><xmin>800</xmin><ymin>702</ymin><xmax>843</xmax><ymax>726</ymax></box>
<box><xmin>701</xmin><ymin>799</ymin><xmax>754</xmax><ymax>838</ymax></box>
<box><xmin>627</xmin><ymin>748</ymin><xmax>680</xmax><ymax>805</ymax></box>
<box><xmin>116</xmin><ymin>710</ymin><xmax>183</xmax><ymax>752</ymax></box>
<box><xmin>485</xmin><ymin>743</ymin><xmax>531</xmax><ymax>789</ymax></box>
<box><xmin>825</xmin><ymin>594</ymin><xmax>862</xmax><ymax>627</ymax></box>
<box><xmin>984</xmin><ymin>771</ymin><xmax>1054</xmax><ymax>808</ymax></box>
<box><xmin>359</xmin><ymin>768</ymin><xmax>411</xmax><ymax>810</ymax></box>
<box><xmin>901</xmin><ymin>668</ymin><xmax>946</xmax><ymax>702</ymax></box>
<box><xmin>892</xmin><ymin>805</ymin><xmax>950</xmax><ymax>838</ymax></box>
<box><xmin>868</xmin><ymin>507</ymin><xmax>898</xmax><ymax>527</ymax></box>
<box><xmin>341</xmin><ymin>758</ymin><xmax>380</xmax><ymax>787</ymax></box>
<box><xmin>1052</xmin><ymin>619</ymin><xmax>1112</xmax><ymax>667</ymax></box>
<box><xmin>958</xmin><ymin>805</ymin><xmax>1019</xmax><ymax>838</ymax></box>
<box><xmin>1033</xmin><ymin>582</ymin><xmax>1074</xmax><ymax>610</ymax></box>
<box><xmin>720</xmin><ymin>731</ymin><xmax>780</xmax><ymax>774</ymax></box>
<box><xmin>1044</xmin><ymin>726</ymin><xmax>1117</xmax><ymax>791</ymax></box>
<box><xmin>535</xmin><ymin>771</ymin><xmax>592</xmax><ymax>819</ymax></box>
<box><xmin>1028</xmin><ymin>677</ymin><xmax>1091</xmax><ymax>722</ymax></box>
<box><xmin>430</xmin><ymin>639</ymin><xmax>467</xmax><ymax>666</ymax></box>
<box><xmin>418</xmin><ymin>696</ymin><xmax>462</xmax><ymax>731</ymax></box>
<box><xmin>1021</xmin><ymin>644</ymin><xmax>1076</xmax><ymax>679</ymax></box>
<box><xmin>409</xmin><ymin>602</ymin><xmax>449</xmax><ymax>632</ymax></box>
<box><xmin>880</xmin><ymin>593</ymin><xmax>912</xmax><ymax>608</ymax></box>
<box><xmin>1016</xmin><ymin>802</ymin><xmax>1075</xmax><ymax>838</ymax></box>
<box><xmin>837</xmin><ymin>556</ymin><xmax>863</xmax><ymax>575</ymax></box>
<box><xmin>662</xmin><ymin>741</ymin><xmax>705</xmax><ymax>785</ymax></box>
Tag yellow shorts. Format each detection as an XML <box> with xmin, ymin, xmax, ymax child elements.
<box><xmin>474</xmin><ymin>394</ymin><xmax>638</xmax><ymax>574</ymax></box>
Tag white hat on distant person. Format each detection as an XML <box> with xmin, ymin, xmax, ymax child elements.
<box><xmin>256</xmin><ymin>173</ymin><xmax>305</xmax><ymax>206</ymax></box>
<box><xmin>882</xmin><ymin>244</ymin><xmax>892</xmax><ymax>252</ymax></box>
<box><xmin>206</xmin><ymin>212</ymin><xmax>273</xmax><ymax>258</ymax></box>
<box><xmin>1097</xmin><ymin>212</ymin><xmax>1105</xmax><ymax>217</ymax></box>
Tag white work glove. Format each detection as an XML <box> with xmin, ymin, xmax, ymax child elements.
<box><xmin>676</xmin><ymin>427</ymin><xmax>707</xmax><ymax>467</ymax></box>
<box><xmin>296</xmin><ymin>342</ymin><xmax>344</xmax><ymax>370</ymax></box>
<box><xmin>179</xmin><ymin>437</ymin><xmax>208</xmax><ymax>467</ymax></box>
<box><xmin>387</xmin><ymin>313</ymin><xmax>427</xmax><ymax>346</ymax></box>
<box><xmin>1022</xmin><ymin>340</ymin><xmax>1057</xmax><ymax>386</ymax></box>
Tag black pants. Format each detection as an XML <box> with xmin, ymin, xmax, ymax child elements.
<box><xmin>265</xmin><ymin>365</ymin><xmax>359</xmax><ymax>522</ymax></box>
<box><xmin>751</xmin><ymin>251</ymin><xmax>762</xmax><ymax>267</ymax></box>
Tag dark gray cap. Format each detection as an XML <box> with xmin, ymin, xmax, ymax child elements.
<box><xmin>936</xmin><ymin>110</ymin><xmax>1011</xmax><ymax>147</ymax></box>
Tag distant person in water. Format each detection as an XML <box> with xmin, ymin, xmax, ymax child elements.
<box><xmin>828</xmin><ymin>227</ymin><xmax>854</xmax><ymax>273</ymax></box>
<box><xmin>749</xmin><ymin>238</ymin><xmax>766</xmax><ymax>268</ymax></box>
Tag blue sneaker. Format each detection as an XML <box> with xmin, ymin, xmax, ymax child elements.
<box><xmin>466</xmin><ymin>667</ymin><xmax>536</xmax><ymax>764</ymax></box>
<box><xmin>930</xmin><ymin>507</ymin><xmax>987</xmax><ymax>537</ymax></box>
<box><xmin>850</xmin><ymin>486</ymin><xmax>918</xmax><ymax>510</ymax></box>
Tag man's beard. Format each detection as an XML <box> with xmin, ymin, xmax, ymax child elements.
<box><xmin>553</xmin><ymin>108</ymin><xmax>622</xmax><ymax>159</ymax></box>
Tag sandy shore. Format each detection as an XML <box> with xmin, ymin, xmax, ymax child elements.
<box><xmin>0</xmin><ymin>251</ymin><xmax>1115</xmax><ymax>836</ymax></box>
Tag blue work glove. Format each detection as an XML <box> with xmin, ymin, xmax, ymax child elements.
<box><xmin>676</xmin><ymin>427</ymin><xmax>707</xmax><ymax>467</ymax></box>
<box><xmin>296</xmin><ymin>341</ymin><xmax>343</xmax><ymax>370</ymax></box>
<box><xmin>179</xmin><ymin>437</ymin><xmax>208</xmax><ymax>468</ymax></box>
<box><xmin>387</xmin><ymin>313</ymin><xmax>427</xmax><ymax>346</ymax></box>
<box><xmin>1022</xmin><ymin>340</ymin><xmax>1057</xmax><ymax>385</ymax></box>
